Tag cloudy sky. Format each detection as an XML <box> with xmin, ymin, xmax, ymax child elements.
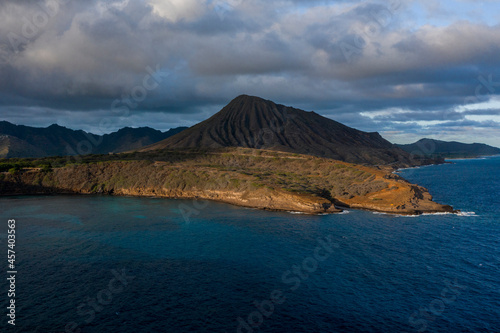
<box><xmin>1</xmin><ymin>0</ymin><xmax>499</xmax><ymax>146</ymax></box>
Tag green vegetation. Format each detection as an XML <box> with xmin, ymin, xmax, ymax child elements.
<box><xmin>8</xmin><ymin>165</ymin><xmax>21</xmax><ymax>174</ymax></box>
<box><xmin>39</xmin><ymin>163</ymin><xmax>53</xmax><ymax>173</ymax></box>
<box><xmin>0</xmin><ymin>162</ymin><xmax>31</xmax><ymax>172</ymax></box>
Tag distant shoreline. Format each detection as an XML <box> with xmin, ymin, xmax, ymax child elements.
<box><xmin>395</xmin><ymin>155</ymin><xmax>500</xmax><ymax>172</ymax></box>
<box><xmin>445</xmin><ymin>154</ymin><xmax>500</xmax><ymax>161</ymax></box>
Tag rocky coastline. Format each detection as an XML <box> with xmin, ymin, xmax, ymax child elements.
<box><xmin>0</xmin><ymin>150</ymin><xmax>455</xmax><ymax>215</ymax></box>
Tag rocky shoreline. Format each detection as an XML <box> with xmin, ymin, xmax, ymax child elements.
<box><xmin>0</xmin><ymin>155</ymin><xmax>455</xmax><ymax>215</ymax></box>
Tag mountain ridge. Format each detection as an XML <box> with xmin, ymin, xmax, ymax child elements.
<box><xmin>142</xmin><ymin>95</ymin><xmax>430</xmax><ymax>166</ymax></box>
<box><xmin>0</xmin><ymin>121</ymin><xmax>187</xmax><ymax>158</ymax></box>
<box><xmin>397</xmin><ymin>138</ymin><xmax>500</xmax><ymax>158</ymax></box>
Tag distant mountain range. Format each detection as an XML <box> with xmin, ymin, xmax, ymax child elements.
<box><xmin>3</xmin><ymin>96</ymin><xmax>498</xmax><ymax>164</ymax></box>
<box><xmin>0</xmin><ymin>121</ymin><xmax>187</xmax><ymax>158</ymax></box>
<box><xmin>142</xmin><ymin>95</ymin><xmax>421</xmax><ymax>166</ymax></box>
<box><xmin>396</xmin><ymin>138</ymin><xmax>500</xmax><ymax>158</ymax></box>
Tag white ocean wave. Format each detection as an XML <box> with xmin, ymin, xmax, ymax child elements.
<box><xmin>456</xmin><ymin>211</ymin><xmax>477</xmax><ymax>217</ymax></box>
<box><xmin>394</xmin><ymin>166</ymin><xmax>420</xmax><ymax>172</ymax></box>
<box><xmin>414</xmin><ymin>211</ymin><xmax>477</xmax><ymax>217</ymax></box>
<box><xmin>371</xmin><ymin>210</ymin><xmax>478</xmax><ymax>218</ymax></box>
<box><xmin>287</xmin><ymin>210</ymin><xmax>348</xmax><ymax>215</ymax></box>
<box><xmin>395</xmin><ymin>164</ymin><xmax>437</xmax><ymax>173</ymax></box>
<box><xmin>372</xmin><ymin>211</ymin><xmax>389</xmax><ymax>215</ymax></box>
<box><xmin>421</xmin><ymin>212</ymin><xmax>454</xmax><ymax>216</ymax></box>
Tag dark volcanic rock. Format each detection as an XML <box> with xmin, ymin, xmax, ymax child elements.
<box><xmin>143</xmin><ymin>95</ymin><xmax>426</xmax><ymax>166</ymax></box>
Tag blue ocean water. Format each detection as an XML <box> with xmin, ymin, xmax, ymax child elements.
<box><xmin>0</xmin><ymin>156</ymin><xmax>499</xmax><ymax>332</ymax></box>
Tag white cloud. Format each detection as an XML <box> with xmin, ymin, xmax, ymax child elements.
<box><xmin>148</xmin><ymin>0</ymin><xmax>207</xmax><ymax>22</ymax></box>
<box><xmin>456</xmin><ymin>96</ymin><xmax>500</xmax><ymax>112</ymax></box>
<box><xmin>0</xmin><ymin>0</ymin><xmax>499</xmax><ymax>145</ymax></box>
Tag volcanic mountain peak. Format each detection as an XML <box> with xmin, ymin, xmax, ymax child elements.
<box><xmin>221</xmin><ymin>94</ymin><xmax>309</xmax><ymax>117</ymax></box>
<box><xmin>143</xmin><ymin>95</ymin><xmax>425</xmax><ymax>166</ymax></box>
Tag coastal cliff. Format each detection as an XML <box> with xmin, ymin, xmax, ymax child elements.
<box><xmin>0</xmin><ymin>148</ymin><xmax>454</xmax><ymax>215</ymax></box>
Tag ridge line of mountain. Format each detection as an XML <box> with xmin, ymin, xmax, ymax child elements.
<box><xmin>396</xmin><ymin>138</ymin><xmax>500</xmax><ymax>159</ymax></box>
<box><xmin>2</xmin><ymin>96</ymin><xmax>498</xmax><ymax>163</ymax></box>
<box><xmin>0</xmin><ymin>120</ymin><xmax>188</xmax><ymax>158</ymax></box>
<box><xmin>140</xmin><ymin>95</ymin><xmax>437</xmax><ymax>167</ymax></box>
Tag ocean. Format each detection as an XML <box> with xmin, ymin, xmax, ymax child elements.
<box><xmin>0</xmin><ymin>156</ymin><xmax>499</xmax><ymax>332</ymax></box>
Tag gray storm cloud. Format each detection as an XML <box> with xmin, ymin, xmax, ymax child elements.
<box><xmin>0</xmin><ymin>0</ymin><xmax>499</xmax><ymax>145</ymax></box>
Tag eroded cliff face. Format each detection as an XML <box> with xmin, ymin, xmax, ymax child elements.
<box><xmin>115</xmin><ymin>188</ymin><xmax>340</xmax><ymax>214</ymax></box>
<box><xmin>336</xmin><ymin>183</ymin><xmax>454</xmax><ymax>215</ymax></box>
<box><xmin>0</xmin><ymin>151</ymin><xmax>455</xmax><ymax>215</ymax></box>
<box><xmin>0</xmin><ymin>162</ymin><xmax>339</xmax><ymax>214</ymax></box>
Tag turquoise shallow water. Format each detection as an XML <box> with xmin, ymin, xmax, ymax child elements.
<box><xmin>0</xmin><ymin>156</ymin><xmax>499</xmax><ymax>332</ymax></box>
